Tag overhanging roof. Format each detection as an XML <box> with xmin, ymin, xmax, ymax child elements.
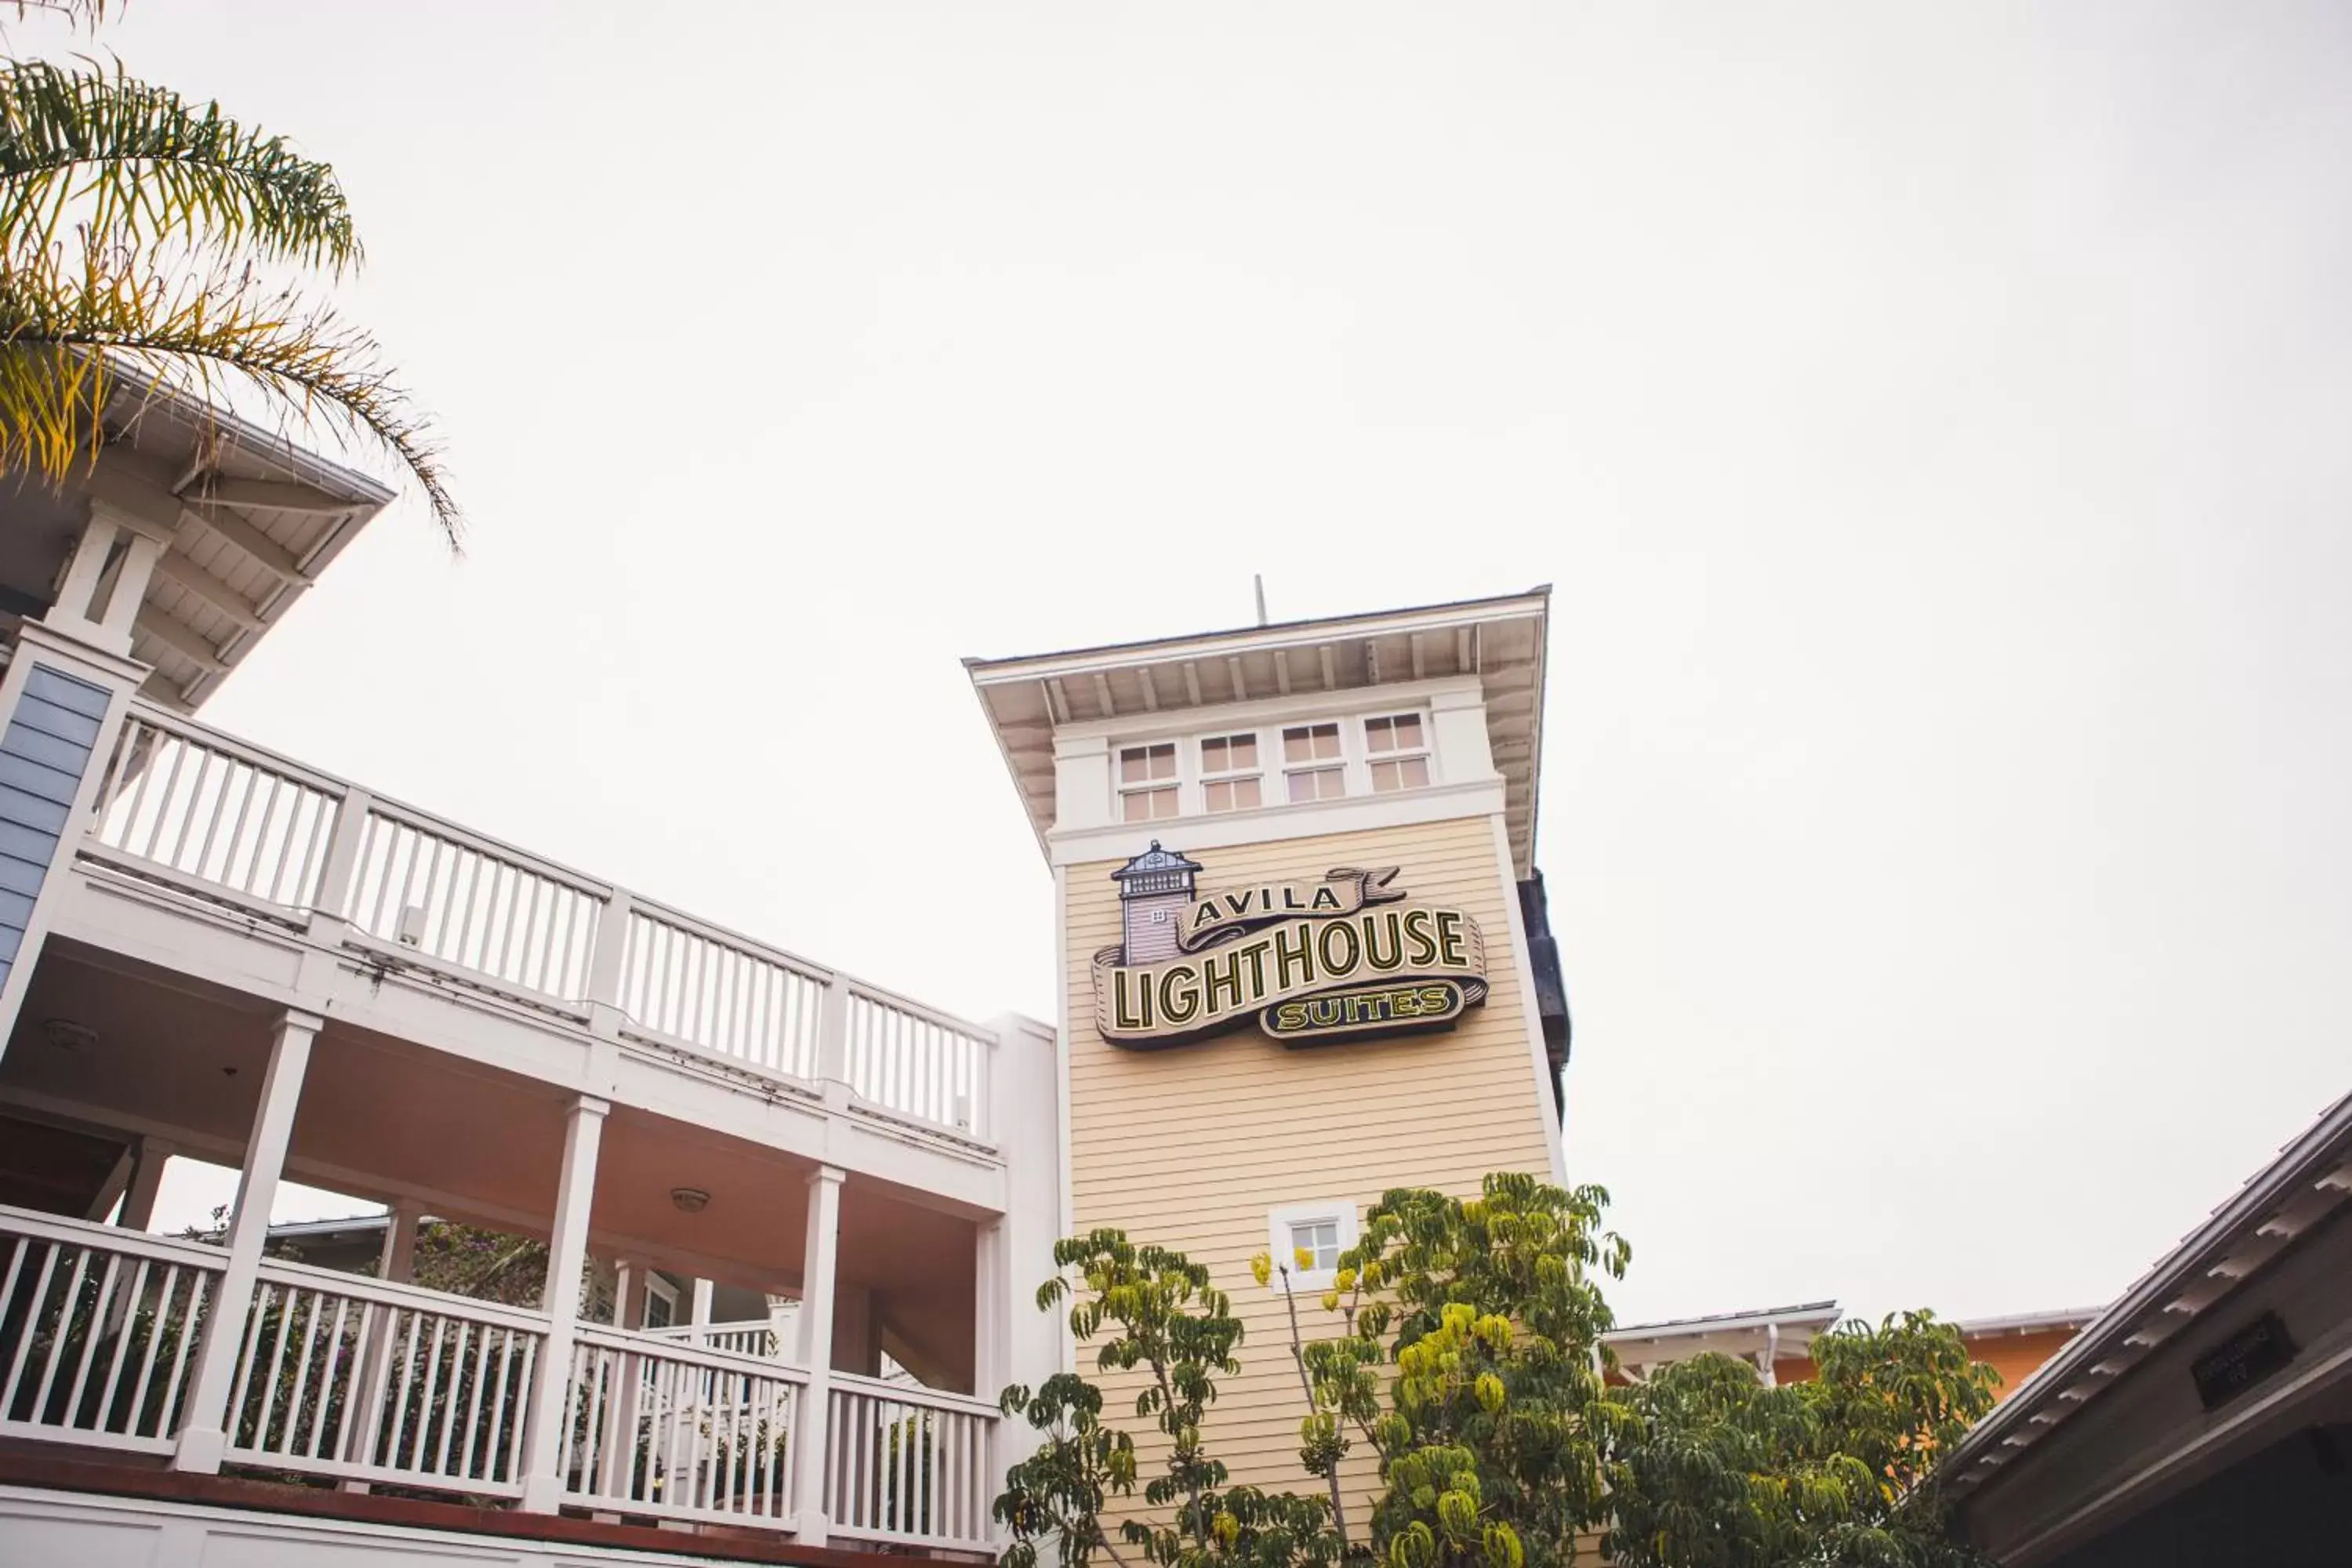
<box><xmin>1942</xmin><ymin>1087</ymin><xmax>2352</xmax><ymax>1498</ymax></box>
<box><xmin>965</xmin><ymin>588</ymin><xmax>1552</xmax><ymax>874</ymax></box>
<box><xmin>0</xmin><ymin>371</ymin><xmax>395</xmax><ymax>712</ymax></box>
<box><xmin>1603</xmin><ymin>1299</ymin><xmax>1843</xmax><ymax>1370</ymax></box>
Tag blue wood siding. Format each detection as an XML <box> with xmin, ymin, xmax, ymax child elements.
<box><xmin>0</xmin><ymin>665</ymin><xmax>109</xmax><ymax>993</ymax></box>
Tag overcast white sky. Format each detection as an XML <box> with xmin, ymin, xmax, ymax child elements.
<box><xmin>62</xmin><ymin>3</ymin><xmax>2350</xmax><ymax>1327</ymax></box>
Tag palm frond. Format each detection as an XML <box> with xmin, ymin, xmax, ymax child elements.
<box><xmin>0</xmin><ymin>239</ymin><xmax>459</xmax><ymax>546</ymax></box>
<box><xmin>2</xmin><ymin>2</ymin><xmax>108</xmax><ymax>32</ymax></box>
<box><xmin>0</xmin><ymin>60</ymin><xmax>359</xmax><ymax>272</ymax></box>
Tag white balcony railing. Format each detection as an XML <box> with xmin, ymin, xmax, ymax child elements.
<box><xmin>560</xmin><ymin>1325</ymin><xmax>806</xmax><ymax>1527</ymax></box>
<box><xmin>223</xmin><ymin>1258</ymin><xmax>546</xmax><ymax>1496</ymax></box>
<box><xmin>0</xmin><ymin>1210</ymin><xmax>220</xmax><ymax>1455</ymax></box>
<box><xmin>641</xmin><ymin>1319</ymin><xmax>782</xmax><ymax>1360</ymax></box>
<box><xmin>82</xmin><ymin>701</ymin><xmax>996</xmax><ymax>1142</ymax></box>
<box><xmin>0</xmin><ymin>1209</ymin><xmax>997</xmax><ymax>1552</ymax></box>
<box><xmin>826</xmin><ymin>1372</ymin><xmax>998</xmax><ymax>1553</ymax></box>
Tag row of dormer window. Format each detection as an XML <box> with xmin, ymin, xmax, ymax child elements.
<box><xmin>1115</xmin><ymin>712</ymin><xmax>1432</xmax><ymax>823</ymax></box>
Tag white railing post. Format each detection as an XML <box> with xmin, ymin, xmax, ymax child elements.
<box><xmin>584</xmin><ymin>887</ymin><xmax>632</xmax><ymax>1035</ymax></box>
<box><xmin>172</xmin><ymin>1008</ymin><xmax>321</xmax><ymax>1472</ymax></box>
<box><xmin>792</xmin><ymin>1164</ymin><xmax>845</xmax><ymax>1544</ymax></box>
<box><xmin>815</xmin><ymin>977</ymin><xmax>851</xmax><ymax>1107</ymax></box>
<box><xmin>304</xmin><ymin>786</ymin><xmax>372</xmax><ymax>939</ymax></box>
<box><xmin>519</xmin><ymin>1094</ymin><xmax>608</xmax><ymax>1513</ymax></box>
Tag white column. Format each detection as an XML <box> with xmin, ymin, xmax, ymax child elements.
<box><xmin>613</xmin><ymin>1258</ymin><xmax>641</xmax><ymax>1330</ymax></box>
<box><xmin>518</xmin><ymin>1094</ymin><xmax>608</xmax><ymax>1514</ymax></box>
<box><xmin>690</xmin><ymin>1278</ymin><xmax>713</xmax><ymax>1327</ymax></box>
<box><xmin>172</xmin><ymin>1009</ymin><xmax>319</xmax><ymax>1472</ymax></box>
<box><xmin>378</xmin><ymin>1200</ymin><xmax>422</xmax><ymax>1283</ymax></box>
<box><xmin>97</xmin><ymin>529</ymin><xmax>166</xmax><ymax>640</ymax></box>
<box><xmin>117</xmin><ymin>1138</ymin><xmax>169</xmax><ymax>1232</ymax></box>
<box><xmin>814</xmin><ymin>978</ymin><xmax>851</xmax><ymax>1105</ymax></box>
<box><xmin>791</xmin><ymin>1164</ymin><xmax>845</xmax><ymax>1545</ymax></box>
<box><xmin>45</xmin><ymin>512</ymin><xmax>120</xmax><ymax>636</ymax></box>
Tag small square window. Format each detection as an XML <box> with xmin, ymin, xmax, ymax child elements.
<box><xmin>1363</xmin><ymin>713</ymin><xmax>1431</xmax><ymax>793</ymax></box>
<box><xmin>1267</xmin><ymin>1201</ymin><xmax>1358</xmax><ymax>1291</ymax></box>
<box><xmin>1289</xmin><ymin>1219</ymin><xmax>1341</xmax><ymax>1272</ymax></box>
<box><xmin>1118</xmin><ymin>743</ymin><xmax>1180</xmax><ymax>821</ymax></box>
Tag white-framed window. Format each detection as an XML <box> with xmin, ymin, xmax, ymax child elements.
<box><xmin>1282</xmin><ymin>724</ymin><xmax>1346</xmax><ymax>803</ymax></box>
<box><xmin>1266</xmin><ymin>1200</ymin><xmax>1359</xmax><ymax>1293</ymax></box>
<box><xmin>1363</xmin><ymin>712</ymin><xmax>1432</xmax><ymax>793</ymax></box>
<box><xmin>642</xmin><ymin>1272</ymin><xmax>679</xmax><ymax>1329</ymax></box>
<box><xmin>1200</xmin><ymin>731</ymin><xmax>1263</xmax><ymax>814</ymax></box>
<box><xmin>1117</xmin><ymin>742</ymin><xmax>1178</xmax><ymax>822</ymax></box>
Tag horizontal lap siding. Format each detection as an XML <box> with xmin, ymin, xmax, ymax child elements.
<box><xmin>1063</xmin><ymin>812</ymin><xmax>1557</xmax><ymax>1506</ymax></box>
<box><xmin>0</xmin><ymin>666</ymin><xmax>109</xmax><ymax>993</ymax></box>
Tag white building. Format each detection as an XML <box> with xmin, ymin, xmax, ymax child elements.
<box><xmin>0</xmin><ymin>390</ymin><xmax>1065</xmax><ymax>1566</ymax></box>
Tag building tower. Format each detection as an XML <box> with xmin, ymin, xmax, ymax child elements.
<box><xmin>1111</xmin><ymin>840</ymin><xmax>1203</xmax><ymax>964</ymax></box>
<box><xmin>968</xmin><ymin>588</ymin><xmax>1571</xmax><ymax>1499</ymax></box>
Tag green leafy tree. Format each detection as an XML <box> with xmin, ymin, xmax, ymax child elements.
<box><xmin>1603</xmin><ymin>1314</ymin><xmax>1998</xmax><ymax>1568</ymax></box>
<box><xmin>0</xmin><ymin>0</ymin><xmax>456</xmax><ymax>539</ymax></box>
<box><xmin>1294</xmin><ymin>1173</ymin><xmax>1630</xmax><ymax>1568</ymax></box>
<box><xmin>996</xmin><ymin>1176</ymin><xmax>1996</xmax><ymax>1568</ymax></box>
<box><xmin>995</xmin><ymin>1229</ymin><xmax>1343</xmax><ymax>1568</ymax></box>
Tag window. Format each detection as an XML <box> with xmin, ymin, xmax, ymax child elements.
<box><xmin>1200</xmin><ymin>732</ymin><xmax>1262</xmax><ymax>813</ymax></box>
<box><xmin>1289</xmin><ymin>1218</ymin><xmax>1341</xmax><ymax>1272</ymax></box>
<box><xmin>1118</xmin><ymin>743</ymin><xmax>1178</xmax><ymax>822</ymax></box>
<box><xmin>642</xmin><ymin>1274</ymin><xmax>678</xmax><ymax>1329</ymax></box>
<box><xmin>1364</xmin><ymin>713</ymin><xmax>1431</xmax><ymax>793</ymax></box>
<box><xmin>1283</xmin><ymin>724</ymin><xmax>1345</xmax><ymax>803</ymax></box>
<box><xmin>1266</xmin><ymin>1201</ymin><xmax>1358</xmax><ymax>1292</ymax></box>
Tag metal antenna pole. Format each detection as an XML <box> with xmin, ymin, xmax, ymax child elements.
<box><xmin>1253</xmin><ymin>573</ymin><xmax>1269</xmax><ymax>627</ymax></box>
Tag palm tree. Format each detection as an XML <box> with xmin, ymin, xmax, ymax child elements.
<box><xmin>0</xmin><ymin>1</ymin><xmax>457</xmax><ymax>542</ymax></box>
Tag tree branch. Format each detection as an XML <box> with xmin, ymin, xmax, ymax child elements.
<box><xmin>1278</xmin><ymin>1263</ymin><xmax>1352</xmax><ymax>1547</ymax></box>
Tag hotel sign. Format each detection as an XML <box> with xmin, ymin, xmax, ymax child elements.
<box><xmin>1094</xmin><ymin>851</ymin><xmax>1490</xmax><ymax>1049</ymax></box>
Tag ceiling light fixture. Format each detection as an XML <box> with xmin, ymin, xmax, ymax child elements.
<box><xmin>670</xmin><ymin>1187</ymin><xmax>710</xmax><ymax>1214</ymax></box>
<box><xmin>42</xmin><ymin>1018</ymin><xmax>96</xmax><ymax>1052</ymax></box>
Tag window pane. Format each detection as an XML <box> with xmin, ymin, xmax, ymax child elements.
<box><xmin>1120</xmin><ymin>748</ymin><xmax>1149</xmax><ymax>784</ymax></box>
<box><xmin>1365</xmin><ymin>717</ymin><xmax>1394</xmax><ymax>753</ymax></box>
<box><xmin>1284</xmin><ymin>724</ymin><xmax>1340</xmax><ymax>764</ymax></box>
<box><xmin>1147</xmin><ymin>743</ymin><xmax>1174</xmax><ymax>780</ymax></box>
<box><xmin>1207</xmin><ymin>777</ymin><xmax>1262</xmax><ymax>814</ymax></box>
<box><xmin>1288</xmin><ymin>767</ymin><xmax>1344</xmax><ymax>803</ymax></box>
<box><xmin>1392</xmin><ymin>714</ymin><xmax>1423</xmax><ymax>750</ymax></box>
<box><xmin>1290</xmin><ymin>1220</ymin><xmax>1341</xmax><ymax>1271</ymax></box>
<box><xmin>1202</xmin><ymin>737</ymin><xmax>1228</xmax><ymax>772</ymax></box>
<box><xmin>1370</xmin><ymin>757</ymin><xmax>1430</xmax><ymax>793</ymax></box>
<box><xmin>1123</xmin><ymin>786</ymin><xmax>1178</xmax><ymax>822</ymax></box>
<box><xmin>1233</xmin><ymin>775</ymin><xmax>1261</xmax><ymax>809</ymax></box>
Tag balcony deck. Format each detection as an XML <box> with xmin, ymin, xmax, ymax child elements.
<box><xmin>0</xmin><ymin>1204</ymin><xmax>999</xmax><ymax>1555</ymax></box>
<box><xmin>37</xmin><ymin>696</ymin><xmax>1027</xmax><ymax>1193</ymax></box>
<box><xmin>0</xmin><ymin>675</ymin><xmax>1056</xmax><ymax>1559</ymax></box>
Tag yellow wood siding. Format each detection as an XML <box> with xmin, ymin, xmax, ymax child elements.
<box><xmin>1062</xmin><ymin>811</ymin><xmax>1559</xmax><ymax>1498</ymax></box>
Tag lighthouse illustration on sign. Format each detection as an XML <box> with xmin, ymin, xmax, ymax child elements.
<box><xmin>1095</xmin><ymin>840</ymin><xmax>1490</xmax><ymax>1049</ymax></box>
